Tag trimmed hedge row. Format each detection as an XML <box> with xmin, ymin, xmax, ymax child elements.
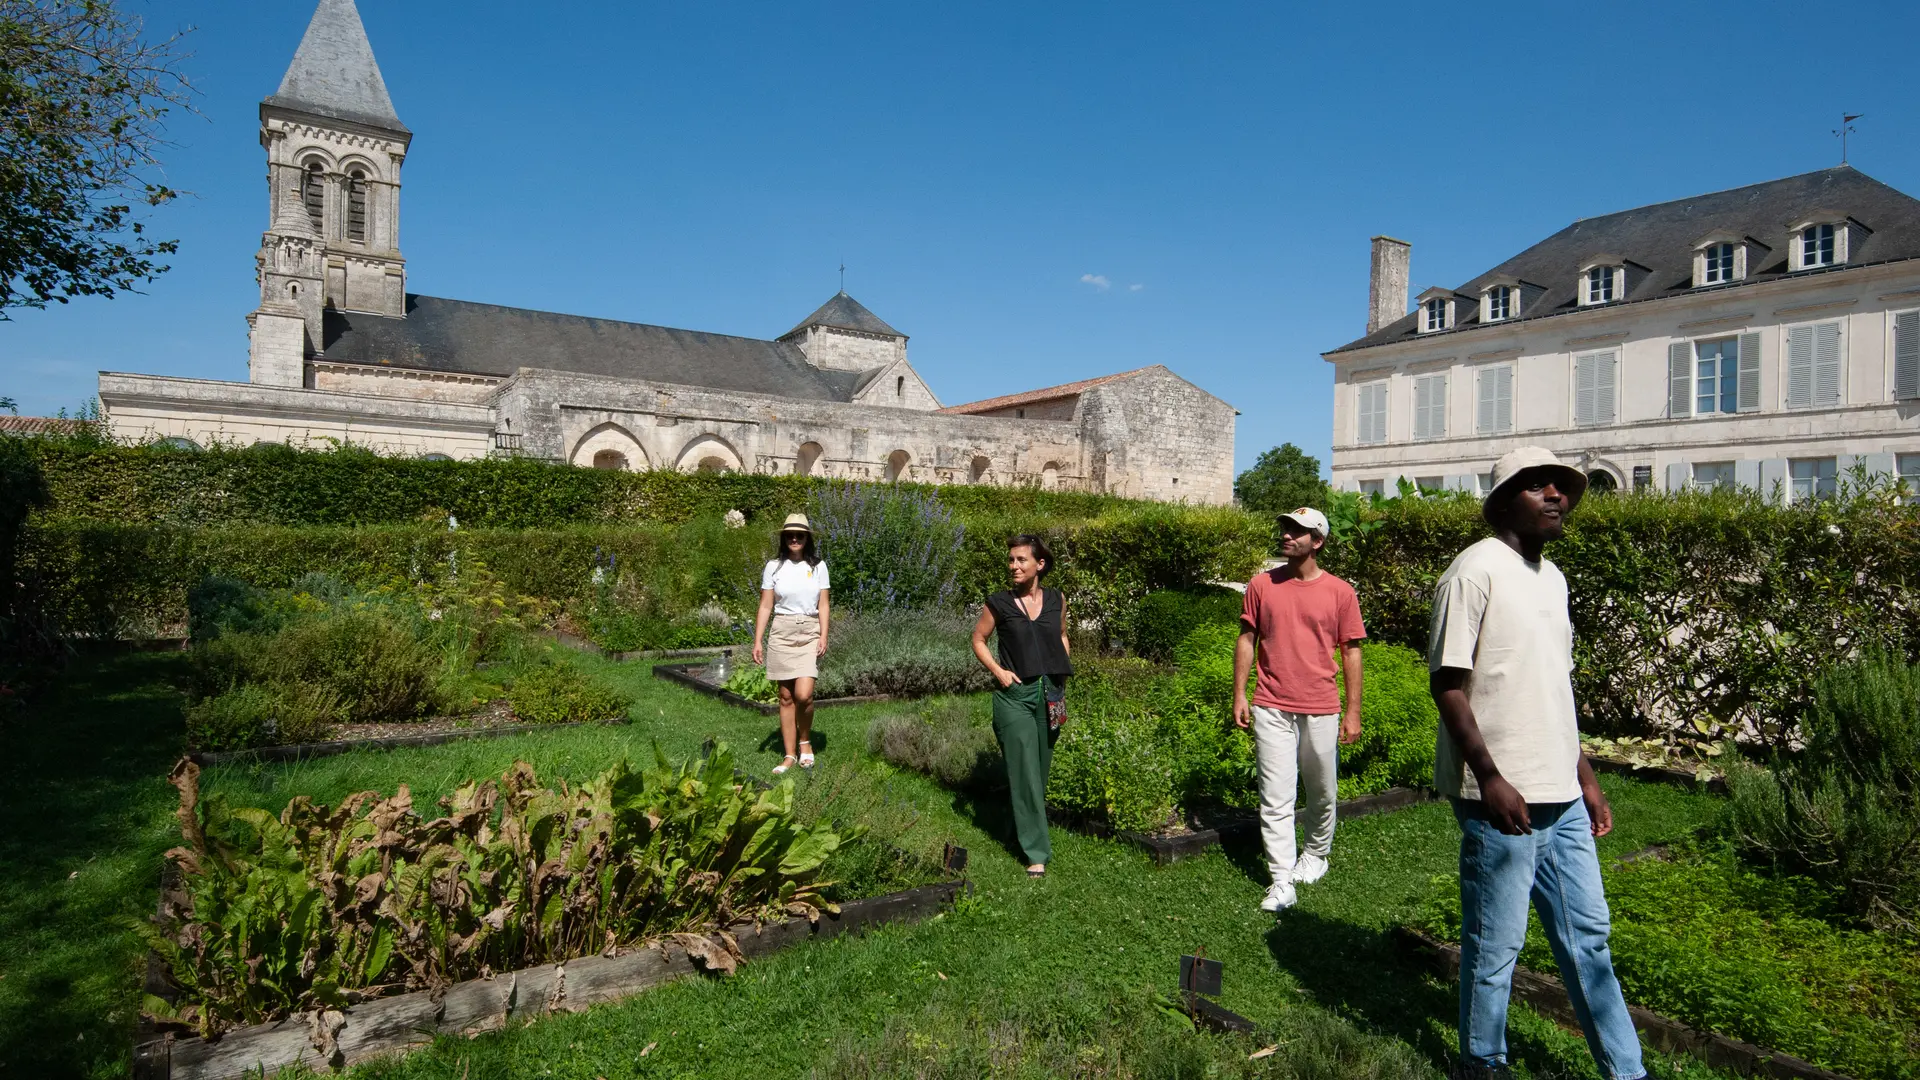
<box><xmin>15</xmin><ymin>439</ymin><xmax>1149</xmax><ymax>528</ymax></box>
<box><xmin>1319</xmin><ymin>484</ymin><xmax>1920</xmax><ymax>746</ymax></box>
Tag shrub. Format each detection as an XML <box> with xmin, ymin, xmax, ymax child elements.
<box><xmin>866</xmin><ymin>699</ymin><xmax>1002</xmax><ymax>790</ymax></box>
<box><xmin>1131</xmin><ymin>585</ymin><xmax>1244</xmax><ymax>661</ymax></box>
<box><xmin>810</xmin><ymin>481</ymin><xmax>966</xmax><ymax>613</ymax></box>
<box><xmin>505</xmin><ymin>659</ymin><xmax>632</xmax><ymax>724</ymax></box>
<box><xmin>182</xmin><ymin>683</ymin><xmax>344</xmax><ymax>750</ymax></box>
<box><xmin>723</xmin><ymin>662</ymin><xmax>778</xmax><ymax>704</ymax></box>
<box><xmin>1728</xmin><ymin>650</ymin><xmax>1920</xmax><ymax>932</ymax></box>
<box><xmin>1049</xmin><ymin>667</ymin><xmax>1180</xmax><ymax>833</ymax></box>
<box><xmin>816</xmin><ymin>610</ymin><xmax>993</xmax><ymax>699</ymax></box>
<box><xmin>266</xmin><ymin>608</ymin><xmax>444</xmax><ymax>723</ymax></box>
<box><xmin>145</xmin><ymin>748</ymin><xmax>847</xmax><ymax>1036</ymax></box>
<box><xmin>1334</xmin><ymin>641</ymin><xmax>1439</xmax><ymax>799</ymax></box>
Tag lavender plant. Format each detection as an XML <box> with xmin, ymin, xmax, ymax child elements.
<box><xmin>808</xmin><ymin>482</ymin><xmax>965</xmax><ymax>614</ymax></box>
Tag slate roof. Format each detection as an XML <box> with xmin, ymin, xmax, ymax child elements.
<box><xmin>938</xmin><ymin>366</ymin><xmax>1162</xmax><ymax>414</ymax></box>
<box><xmin>319</xmin><ymin>296</ymin><xmax>856</xmax><ymax>401</ymax></box>
<box><xmin>781</xmin><ymin>292</ymin><xmax>904</xmax><ymax>339</ymax></box>
<box><xmin>1330</xmin><ymin>167</ymin><xmax>1920</xmax><ymax>353</ymax></box>
<box><xmin>265</xmin><ymin>0</ymin><xmax>407</xmax><ymax>133</ymax></box>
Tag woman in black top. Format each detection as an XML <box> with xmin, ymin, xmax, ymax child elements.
<box><xmin>971</xmin><ymin>534</ymin><xmax>1073</xmax><ymax>877</ymax></box>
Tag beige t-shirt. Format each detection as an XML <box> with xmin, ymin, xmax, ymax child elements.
<box><xmin>1426</xmin><ymin>537</ymin><xmax>1582</xmax><ymax>803</ymax></box>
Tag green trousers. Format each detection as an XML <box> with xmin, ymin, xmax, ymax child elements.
<box><xmin>992</xmin><ymin>676</ymin><xmax>1058</xmax><ymax>866</ymax></box>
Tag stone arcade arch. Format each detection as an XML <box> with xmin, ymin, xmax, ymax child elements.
<box><xmin>969</xmin><ymin>455</ymin><xmax>991</xmax><ymax>483</ymax></box>
<box><xmin>885</xmin><ymin>450</ymin><xmax>912</xmax><ymax>482</ymax></box>
<box><xmin>569</xmin><ymin>423</ymin><xmax>648</xmax><ymax>472</ymax></box>
<box><xmin>795</xmin><ymin>441</ymin><xmax>824</xmax><ymax>476</ymax></box>
<box><xmin>1041</xmin><ymin>461</ymin><xmax>1064</xmax><ymax>490</ymax></box>
<box><xmin>674</xmin><ymin>433</ymin><xmax>744</xmax><ymax>474</ymax></box>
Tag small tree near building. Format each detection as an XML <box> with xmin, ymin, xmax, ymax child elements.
<box><xmin>1235</xmin><ymin>443</ymin><xmax>1327</xmax><ymax>516</ymax></box>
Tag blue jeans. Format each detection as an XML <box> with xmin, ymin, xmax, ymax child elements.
<box><xmin>1453</xmin><ymin>798</ymin><xmax>1644</xmax><ymax>1080</ymax></box>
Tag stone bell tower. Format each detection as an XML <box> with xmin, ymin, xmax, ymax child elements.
<box><xmin>248</xmin><ymin>0</ymin><xmax>411</xmax><ymax>387</ymax></box>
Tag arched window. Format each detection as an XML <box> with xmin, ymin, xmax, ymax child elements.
<box><xmin>347</xmin><ymin>169</ymin><xmax>368</xmax><ymax>242</ymax></box>
<box><xmin>288</xmin><ymin>282</ymin><xmax>300</xmax><ymax>299</ymax></box>
<box><xmin>795</xmin><ymin>441</ymin><xmax>824</xmax><ymax>476</ymax></box>
<box><xmin>592</xmin><ymin>449</ymin><xmax>627</xmax><ymax>470</ymax></box>
<box><xmin>969</xmin><ymin>455</ymin><xmax>990</xmax><ymax>483</ymax></box>
<box><xmin>421</xmin><ymin>452</ymin><xmax>453</xmax><ymax>462</ymax></box>
<box><xmin>1041</xmin><ymin>462</ymin><xmax>1062</xmax><ymax>490</ymax></box>
<box><xmin>157</xmin><ymin>436</ymin><xmax>201</xmax><ymax>451</ymax></box>
<box><xmin>895</xmin><ymin>376</ymin><xmax>905</xmax><ymax>398</ymax></box>
<box><xmin>303</xmin><ymin>163</ymin><xmax>326</xmax><ymax>233</ymax></box>
<box><xmin>885</xmin><ymin>450</ymin><xmax>911</xmax><ymax>481</ymax></box>
<box><xmin>697</xmin><ymin>456</ymin><xmax>731</xmax><ymax>474</ymax></box>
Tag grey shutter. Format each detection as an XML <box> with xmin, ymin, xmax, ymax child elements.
<box><xmin>1665</xmin><ymin>462</ymin><xmax>1688</xmax><ymax>491</ymax></box>
<box><xmin>1495</xmin><ymin>365</ymin><xmax>1513</xmax><ymax>432</ymax></box>
<box><xmin>1737</xmin><ymin>332</ymin><xmax>1762</xmax><ymax>412</ymax></box>
<box><xmin>1814</xmin><ymin>322</ymin><xmax>1842</xmax><ymax>405</ymax></box>
<box><xmin>1411</xmin><ymin>379</ymin><xmax>1428</xmax><ymax>440</ymax></box>
<box><xmin>1786</xmin><ymin>325</ymin><xmax>1814</xmax><ymax>408</ymax></box>
<box><xmin>1430</xmin><ymin>374</ymin><xmax>1447</xmax><ymax>438</ymax></box>
<box><xmin>1894</xmin><ymin>311</ymin><xmax>1920</xmax><ymax>399</ymax></box>
<box><xmin>1668</xmin><ymin>341</ymin><xmax>1693</xmax><ymax>418</ymax></box>
<box><xmin>1759</xmin><ymin>458</ymin><xmax>1789</xmax><ymax>503</ymax></box>
<box><xmin>1863</xmin><ymin>452</ymin><xmax>1895</xmax><ymax>477</ymax></box>
<box><xmin>1595</xmin><ymin>350</ymin><xmax>1618</xmax><ymax>424</ymax></box>
<box><xmin>1477</xmin><ymin>367</ymin><xmax>1498</xmax><ymax>434</ymax></box>
<box><xmin>1575</xmin><ymin>354</ymin><xmax>1597</xmax><ymax>425</ymax></box>
<box><xmin>1735</xmin><ymin>460</ymin><xmax>1761</xmax><ymax>491</ymax></box>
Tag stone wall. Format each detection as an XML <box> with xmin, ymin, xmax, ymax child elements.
<box><xmin>100</xmin><ymin>372</ymin><xmax>494</xmax><ymax>458</ymax></box>
<box><xmin>785</xmin><ymin>325</ymin><xmax>907</xmax><ymax>373</ymax></box>
<box><xmin>312</xmin><ymin>362</ymin><xmax>500</xmax><ymax>404</ymax></box>
<box><xmin>1085</xmin><ymin>367</ymin><xmax>1237</xmax><ymax>503</ymax></box>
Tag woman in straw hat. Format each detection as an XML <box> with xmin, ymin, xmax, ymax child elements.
<box><xmin>753</xmin><ymin>513</ymin><xmax>831</xmax><ymax>774</ymax></box>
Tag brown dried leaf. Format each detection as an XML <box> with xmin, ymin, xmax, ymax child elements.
<box><xmin>306</xmin><ymin>1008</ymin><xmax>347</xmax><ymax>1061</ymax></box>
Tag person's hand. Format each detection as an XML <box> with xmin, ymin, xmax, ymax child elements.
<box><xmin>751</xmin><ymin>641</ymin><xmax>764</xmax><ymax>665</ymax></box>
<box><xmin>1480</xmin><ymin>775</ymin><xmax>1532</xmax><ymax>836</ymax></box>
<box><xmin>816</xmin><ymin>637</ymin><xmax>827</xmax><ymax>658</ymax></box>
<box><xmin>1231</xmin><ymin>694</ymin><xmax>1251</xmax><ymax>729</ymax></box>
<box><xmin>1339</xmin><ymin>711</ymin><xmax>1362</xmax><ymax>744</ymax></box>
<box><xmin>1583</xmin><ymin>777</ymin><xmax>1614</xmax><ymax>838</ymax></box>
<box><xmin>995</xmin><ymin>668</ymin><xmax>1020</xmax><ymax>690</ymax></box>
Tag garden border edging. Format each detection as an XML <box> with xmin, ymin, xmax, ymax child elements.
<box><xmin>131</xmin><ymin>879</ymin><xmax>967</xmax><ymax>1080</ymax></box>
<box><xmin>1393</xmin><ymin>926</ymin><xmax>1853</xmax><ymax>1080</ymax></box>
<box><xmin>1054</xmin><ymin>786</ymin><xmax>1437</xmax><ymax>866</ymax></box>
<box><xmin>186</xmin><ymin>717</ymin><xmax>630</xmax><ymax>766</ymax></box>
<box><xmin>652</xmin><ymin>661</ymin><xmax>893</xmax><ymax>715</ymax></box>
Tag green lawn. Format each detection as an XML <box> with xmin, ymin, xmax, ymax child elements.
<box><xmin>0</xmin><ymin>647</ymin><xmax>1737</xmax><ymax>1080</ymax></box>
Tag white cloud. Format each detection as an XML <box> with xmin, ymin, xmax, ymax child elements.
<box><xmin>1128</xmin><ymin>283</ymin><xmax>1144</xmax><ymax>292</ymax></box>
<box><xmin>1080</xmin><ymin>273</ymin><xmax>1111</xmax><ymax>291</ymax></box>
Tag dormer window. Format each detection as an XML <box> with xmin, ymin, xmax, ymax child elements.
<box><xmin>1788</xmin><ymin>215</ymin><xmax>1864</xmax><ymax>271</ymax></box>
<box><xmin>1424</xmin><ymin>297</ymin><xmax>1448</xmax><ymax>331</ymax></box>
<box><xmin>1583</xmin><ymin>265</ymin><xmax>1621</xmax><ymax>305</ymax></box>
<box><xmin>1802</xmin><ymin>223</ymin><xmax>1835</xmax><ymax>267</ymax></box>
<box><xmin>1702</xmin><ymin>243</ymin><xmax>1735</xmax><ymax>282</ymax></box>
<box><xmin>1485</xmin><ymin>284</ymin><xmax>1514</xmax><ymax>322</ymax></box>
<box><xmin>1690</xmin><ymin>232</ymin><xmax>1761</xmax><ymax>287</ymax></box>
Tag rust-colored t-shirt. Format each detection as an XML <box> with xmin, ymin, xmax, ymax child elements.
<box><xmin>1241</xmin><ymin>566</ymin><xmax>1367</xmax><ymax>714</ymax></box>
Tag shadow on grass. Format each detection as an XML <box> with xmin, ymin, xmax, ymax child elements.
<box><xmin>756</xmin><ymin>727</ymin><xmax>834</xmax><ymax>755</ymax></box>
<box><xmin>0</xmin><ymin>651</ymin><xmax>189</xmax><ymax>1079</ymax></box>
<box><xmin>946</xmin><ymin>787</ymin><xmax>1028</xmax><ymax>868</ymax></box>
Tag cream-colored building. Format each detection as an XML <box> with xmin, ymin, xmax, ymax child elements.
<box><xmin>1325</xmin><ymin>168</ymin><xmax>1920</xmax><ymax>501</ymax></box>
<box><xmin>97</xmin><ymin>0</ymin><xmax>1237</xmax><ymax>504</ymax></box>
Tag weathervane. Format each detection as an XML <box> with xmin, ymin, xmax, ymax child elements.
<box><xmin>1834</xmin><ymin>113</ymin><xmax>1864</xmax><ymax>164</ymax></box>
<box><xmin>839</xmin><ymin>263</ymin><xmax>846</xmax><ymax>292</ymax></box>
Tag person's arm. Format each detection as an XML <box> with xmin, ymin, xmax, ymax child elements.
<box><xmin>1231</xmin><ymin>624</ymin><xmax>1256</xmax><ymax>729</ymax></box>
<box><xmin>751</xmin><ymin>587</ymin><xmax>774</xmax><ymax>665</ymax></box>
<box><xmin>815</xmin><ymin>589</ymin><xmax>830</xmax><ymax>657</ymax></box>
<box><xmin>1058</xmin><ymin>593</ymin><xmax>1070</xmax><ymax>657</ymax></box>
<box><xmin>1338</xmin><ymin>641</ymin><xmax>1363</xmax><ymax>744</ymax></box>
<box><xmin>1578</xmin><ymin>752</ymin><xmax>1613</xmax><ymax>837</ymax></box>
<box><xmin>972</xmin><ymin>604</ymin><xmax>1018</xmax><ymax>688</ymax></box>
<box><xmin>1430</xmin><ymin>667</ymin><xmax>1530</xmax><ymax>835</ymax></box>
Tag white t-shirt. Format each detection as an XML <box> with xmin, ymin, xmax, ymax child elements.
<box><xmin>1426</xmin><ymin>537</ymin><xmax>1582</xmax><ymax>804</ymax></box>
<box><xmin>761</xmin><ymin>558</ymin><xmax>831</xmax><ymax>616</ymax></box>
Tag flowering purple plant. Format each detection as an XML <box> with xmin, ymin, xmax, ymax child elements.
<box><xmin>809</xmin><ymin>481</ymin><xmax>965</xmax><ymax>614</ymax></box>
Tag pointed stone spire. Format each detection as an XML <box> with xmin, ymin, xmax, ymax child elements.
<box><xmin>265</xmin><ymin>0</ymin><xmax>407</xmax><ymax>132</ymax></box>
<box><xmin>270</xmin><ymin>169</ymin><xmax>318</xmax><ymax>238</ymax></box>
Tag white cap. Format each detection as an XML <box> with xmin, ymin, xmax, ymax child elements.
<box><xmin>1277</xmin><ymin>506</ymin><xmax>1330</xmax><ymax>539</ymax></box>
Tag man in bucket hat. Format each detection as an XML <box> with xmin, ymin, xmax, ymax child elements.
<box><xmin>1428</xmin><ymin>447</ymin><xmax>1643</xmax><ymax>1080</ymax></box>
<box><xmin>1232</xmin><ymin>506</ymin><xmax>1367</xmax><ymax>913</ymax></box>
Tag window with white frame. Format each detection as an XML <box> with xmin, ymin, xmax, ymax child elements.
<box><xmin>1800</xmin><ymin>223</ymin><xmax>1836</xmax><ymax>268</ymax></box>
<box><xmin>1355</xmin><ymin>381</ymin><xmax>1388</xmax><ymax>444</ymax></box>
<box><xmin>1415</xmin><ymin>475</ymin><xmax>1444</xmax><ymax>492</ymax></box>
<box><xmin>1486</xmin><ymin>285</ymin><xmax>1514</xmax><ymax>322</ymax></box>
<box><xmin>1790</xmin><ymin>457</ymin><xmax>1837</xmax><ymax>502</ymax></box>
<box><xmin>1412</xmin><ymin>373</ymin><xmax>1447</xmax><ymax>440</ymax></box>
<box><xmin>1899</xmin><ymin>453</ymin><xmax>1920</xmax><ymax>504</ymax></box>
<box><xmin>1702</xmin><ymin>243</ymin><xmax>1736</xmax><ymax>284</ymax></box>
<box><xmin>1423</xmin><ymin>297</ymin><xmax>1449</xmax><ymax>332</ymax></box>
<box><xmin>1573</xmin><ymin>349</ymin><xmax>1618</xmax><ymax>426</ymax></box>
<box><xmin>1692</xmin><ymin>461</ymin><xmax>1736</xmax><ymax>490</ymax></box>
<box><xmin>1583</xmin><ymin>266</ymin><xmax>1619</xmax><ymax>304</ymax></box>
<box><xmin>1694</xmin><ymin>338</ymin><xmax>1739</xmax><ymax>415</ymax></box>
<box><xmin>1357</xmin><ymin>479</ymin><xmax>1386</xmax><ymax>496</ymax></box>
<box><xmin>1785</xmin><ymin>321</ymin><xmax>1843</xmax><ymax>409</ymax></box>
<box><xmin>1476</xmin><ymin>472</ymin><xmax>1495</xmax><ymax>496</ymax></box>
<box><xmin>1476</xmin><ymin>364</ymin><xmax>1513</xmax><ymax>434</ymax></box>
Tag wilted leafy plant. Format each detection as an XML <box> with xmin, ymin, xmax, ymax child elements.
<box><xmin>144</xmin><ymin>744</ymin><xmax>849</xmax><ymax>1036</ymax></box>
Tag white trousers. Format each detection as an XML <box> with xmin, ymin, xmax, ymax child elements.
<box><xmin>1251</xmin><ymin>706</ymin><xmax>1340</xmax><ymax>885</ymax></box>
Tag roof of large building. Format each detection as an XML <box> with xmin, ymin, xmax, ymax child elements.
<box><xmin>782</xmin><ymin>292</ymin><xmax>904</xmax><ymax>339</ymax></box>
<box><xmin>0</xmin><ymin>416</ymin><xmax>88</xmax><ymax>437</ymax></box>
<box><xmin>938</xmin><ymin>366</ymin><xmax>1163</xmax><ymax>414</ymax></box>
<box><xmin>265</xmin><ymin>0</ymin><xmax>407</xmax><ymax>133</ymax></box>
<box><xmin>320</xmin><ymin>295</ymin><xmax>861</xmax><ymax>401</ymax></box>
<box><xmin>1330</xmin><ymin>166</ymin><xmax>1920</xmax><ymax>353</ymax></box>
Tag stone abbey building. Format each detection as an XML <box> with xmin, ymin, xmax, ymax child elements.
<box><xmin>97</xmin><ymin>0</ymin><xmax>1235</xmax><ymax>504</ymax></box>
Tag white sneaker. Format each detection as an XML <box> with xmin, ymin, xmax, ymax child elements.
<box><xmin>1291</xmin><ymin>853</ymin><xmax>1329</xmax><ymax>885</ymax></box>
<box><xmin>1259</xmin><ymin>881</ymin><xmax>1297</xmax><ymax>912</ymax></box>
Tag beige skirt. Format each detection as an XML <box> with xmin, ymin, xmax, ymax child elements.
<box><xmin>765</xmin><ymin>613</ymin><xmax>820</xmax><ymax>681</ymax></box>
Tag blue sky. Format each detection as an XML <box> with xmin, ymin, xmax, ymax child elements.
<box><xmin>7</xmin><ymin>0</ymin><xmax>1918</xmax><ymax>476</ymax></box>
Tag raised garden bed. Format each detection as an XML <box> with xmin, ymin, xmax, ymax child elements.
<box><xmin>1395</xmin><ymin>926</ymin><xmax>1852</xmax><ymax>1080</ymax></box>
<box><xmin>188</xmin><ymin>715</ymin><xmax>629</xmax><ymax>766</ymax></box>
<box><xmin>546</xmin><ymin>629</ymin><xmax>740</xmax><ymax>662</ymax></box>
<box><xmin>132</xmin><ymin>879</ymin><xmax>966</xmax><ymax>1080</ymax></box>
<box><xmin>1586</xmin><ymin>755</ymin><xmax>1727</xmax><ymax>795</ymax></box>
<box><xmin>1055</xmin><ymin>786</ymin><xmax>1437</xmax><ymax>866</ymax></box>
<box><xmin>653</xmin><ymin>661</ymin><xmax>892</xmax><ymax>715</ymax></box>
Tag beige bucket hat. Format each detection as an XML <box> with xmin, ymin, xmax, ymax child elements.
<box><xmin>1482</xmin><ymin>447</ymin><xmax>1588</xmax><ymax>525</ymax></box>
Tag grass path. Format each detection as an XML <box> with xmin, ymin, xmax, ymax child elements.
<box><xmin>0</xmin><ymin>649</ymin><xmax>1730</xmax><ymax>1079</ymax></box>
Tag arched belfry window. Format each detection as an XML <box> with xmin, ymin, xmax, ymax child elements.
<box><xmin>347</xmin><ymin>169</ymin><xmax>369</xmax><ymax>242</ymax></box>
<box><xmin>303</xmin><ymin>163</ymin><xmax>326</xmax><ymax>233</ymax></box>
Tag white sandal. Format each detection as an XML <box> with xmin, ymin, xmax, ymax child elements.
<box><xmin>772</xmin><ymin>754</ymin><xmax>797</xmax><ymax>775</ymax></box>
<box><xmin>798</xmin><ymin>741</ymin><xmax>815</xmax><ymax>769</ymax></box>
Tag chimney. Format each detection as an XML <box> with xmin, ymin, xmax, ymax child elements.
<box><xmin>1368</xmin><ymin>236</ymin><xmax>1411</xmax><ymax>335</ymax></box>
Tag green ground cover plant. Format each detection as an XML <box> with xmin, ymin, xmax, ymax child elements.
<box><xmin>1418</xmin><ymin>843</ymin><xmax>1920</xmax><ymax>1080</ymax></box>
<box><xmin>866</xmin><ymin>698</ymin><xmax>1003</xmax><ymax>791</ymax></box>
<box><xmin>1129</xmin><ymin>584</ymin><xmax>1245</xmax><ymax>661</ymax></box>
<box><xmin>504</xmin><ymin>656</ymin><xmax>633</xmax><ymax>724</ymax></box>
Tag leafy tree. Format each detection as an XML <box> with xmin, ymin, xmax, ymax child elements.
<box><xmin>1234</xmin><ymin>443</ymin><xmax>1327</xmax><ymax>517</ymax></box>
<box><xmin>0</xmin><ymin>396</ymin><xmax>16</xmax><ymax>414</ymax></box>
<box><xmin>0</xmin><ymin>0</ymin><xmax>195</xmax><ymax>317</ymax></box>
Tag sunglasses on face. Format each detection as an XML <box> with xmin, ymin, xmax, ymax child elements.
<box><xmin>783</xmin><ymin>533</ymin><xmax>807</xmax><ymax>543</ymax></box>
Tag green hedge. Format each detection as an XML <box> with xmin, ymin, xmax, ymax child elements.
<box><xmin>1320</xmin><ymin>484</ymin><xmax>1920</xmax><ymax>746</ymax></box>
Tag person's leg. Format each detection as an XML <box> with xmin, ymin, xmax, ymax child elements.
<box><xmin>792</xmin><ymin>676</ymin><xmax>816</xmax><ymax>765</ymax></box>
<box><xmin>1295</xmin><ymin>711</ymin><xmax>1340</xmax><ymax>862</ymax></box>
<box><xmin>1453</xmin><ymin>799</ymin><xmax>1539</xmax><ymax>1072</ymax></box>
<box><xmin>1531</xmin><ymin>801</ymin><xmax>1646</xmax><ymax>1080</ymax></box>
<box><xmin>1251</xmin><ymin>706</ymin><xmax>1302</xmax><ymax>883</ymax></box>
<box><xmin>991</xmin><ymin>682</ymin><xmax>1052</xmax><ymax>867</ymax></box>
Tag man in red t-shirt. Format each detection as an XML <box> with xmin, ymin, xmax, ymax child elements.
<box><xmin>1232</xmin><ymin>506</ymin><xmax>1366</xmax><ymax>912</ymax></box>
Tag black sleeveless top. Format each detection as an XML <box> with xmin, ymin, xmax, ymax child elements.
<box><xmin>986</xmin><ymin>587</ymin><xmax>1074</xmax><ymax>682</ymax></box>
